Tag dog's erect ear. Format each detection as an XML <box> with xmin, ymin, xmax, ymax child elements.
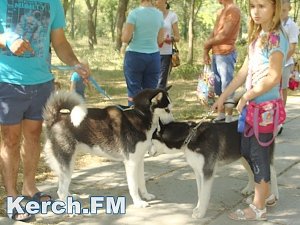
<box><xmin>166</xmin><ymin>85</ymin><xmax>172</xmax><ymax>91</ymax></box>
<box><xmin>151</xmin><ymin>92</ymin><xmax>163</xmax><ymax>105</ymax></box>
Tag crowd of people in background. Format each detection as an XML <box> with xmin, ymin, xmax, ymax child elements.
<box><xmin>0</xmin><ymin>0</ymin><xmax>299</xmax><ymax>222</ymax></box>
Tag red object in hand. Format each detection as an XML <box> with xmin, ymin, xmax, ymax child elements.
<box><xmin>164</xmin><ymin>38</ymin><xmax>172</xmax><ymax>44</ymax></box>
<box><xmin>289</xmin><ymin>78</ymin><xmax>299</xmax><ymax>90</ymax></box>
<box><xmin>159</xmin><ymin>42</ymin><xmax>163</xmax><ymax>48</ymax></box>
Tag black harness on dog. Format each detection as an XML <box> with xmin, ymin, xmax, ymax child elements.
<box><xmin>183</xmin><ymin>111</ymin><xmax>214</xmax><ymax>145</ymax></box>
<box><xmin>115</xmin><ymin>105</ymin><xmax>145</xmax><ymax>117</ymax></box>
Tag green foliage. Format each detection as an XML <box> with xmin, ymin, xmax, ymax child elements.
<box><xmin>172</xmin><ymin>64</ymin><xmax>202</xmax><ymax>80</ymax></box>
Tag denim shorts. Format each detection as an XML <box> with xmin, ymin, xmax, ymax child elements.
<box><xmin>212</xmin><ymin>51</ymin><xmax>237</xmax><ymax>96</ymax></box>
<box><xmin>0</xmin><ymin>81</ymin><xmax>54</xmax><ymax>125</ymax></box>
<box><xmin>241</xmin><ymin>133</ymin><xmax>274</xmax><ymax>183</ymax></box>
<box><xmin>124</xmin><ymin>51</ymin><xmax>160</xmax><ymax>104</ymax></box>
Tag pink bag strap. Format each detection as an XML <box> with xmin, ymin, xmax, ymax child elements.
<box><xmin>252</xmin><ymin>101</ymin><xmax>280</xmax><ymax>147</ymax></box>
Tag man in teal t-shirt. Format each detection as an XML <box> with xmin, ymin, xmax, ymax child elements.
<box><xmin>0</xmin><ymin>0</ymin><xmax>90</xmax><ymax>221</ymax></box>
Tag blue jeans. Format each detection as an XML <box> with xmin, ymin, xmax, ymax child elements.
<box><xmin>124</xmin><ymin>51</ymin><xmax>160</xmax><ymax>105</ymax></box>
<box><xmin>157</xmin><ymin>55</ymin><xmax>172</xmax><ymax>89</ymax></box>
<box><xmin>212</xmin><ymin>51</ymin><xmax>237</xmax><ymax>96</ymax></box>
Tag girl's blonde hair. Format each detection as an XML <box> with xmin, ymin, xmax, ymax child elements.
<box><xmin>248</xmin><ymin>0</ymin><xmax>282</xmax><ymax>44</ymax></box>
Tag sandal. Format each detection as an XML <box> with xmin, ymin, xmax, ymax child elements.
<box><xmin>228</xmin><ymin>204</ymin><xmax>267</xmax><ymax>221</ymax></box>
<box><xmin>244</xmin><ymin>194</ymin><xmax>277</xmax><ymax>207</ymax></box>
<box><xmin>23</xmin><ymin>191</ymin><xmax>52</xmax><ymax>203</ymax></box>
<box><xmin>7</xmin><ymin>205</ymin><xmax>34</xmax><ymax>222</ymax></box>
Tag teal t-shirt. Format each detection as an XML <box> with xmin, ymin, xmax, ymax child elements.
<box><xmin>0</xmin><ymin>0</ymin><xmax>66</xmax><ymax>85</ymax></box>
<box><xmin>247</xmin><ymin>29</ymin><xmax>289</xmax><ymax>103</ymax></box>
<box><xmin>126</xmin><ymin>6</ymin><xmax>164</xmax><ymax>54</ymax></box>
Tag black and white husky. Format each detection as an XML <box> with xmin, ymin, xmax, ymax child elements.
<box><xmin>151</xmin><ymin>119</ymin><xmax>278</xmax><ymax>218</ymax></box>
<box><xmin>43</xmin><ymin>88</ymin><xmax>174</xmax><ymax>208</ymax></box>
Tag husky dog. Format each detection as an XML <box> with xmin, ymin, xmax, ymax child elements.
<box><xmin>43</xmin><ymin>88</ymin><xmax>174</xmax><ymax>208</ymax></box>
<box><xmin>151</xmin><ymin>120</ymin><xmax>278</xmax><ymax>218</ymax></box>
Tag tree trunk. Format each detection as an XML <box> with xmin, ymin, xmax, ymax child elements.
<box><xmin>94</xmin><ymin>3</ymin><xmax>98</xmax><ymax>45</ymax></box>
<box><xmin>187</xmin><ymin>0</ymin><xmax>195</xmax><ymax>64</ymax></box>
<box><xmin>85</xmin><ymin>0</ymin><xmax>98</xmax><ymax>50</ymax></box>
<box><xmin>182</xmin><ymin>0</ymin><xmax>188</xmax><ymax>41</ymax></box>
<box><xmin>63</xmin><ymin>0</ymin><xmax>70</xmax><ymax>17</ymax></box>
<box><xmin>293</xmin><ymin>1</ymin><xmax>300</xmax><ymax>22</ymax></box>
<box><xmin>115</xmin><ymin>0</ymin><xmax>129</xmax><ymax>51</ymax></box>
<box><xmin>70</xmin><ymin>0</ymin><xmax>76</xmax><ymax>39</ymax></box>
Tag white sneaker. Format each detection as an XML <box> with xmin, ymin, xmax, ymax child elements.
<box><xmin>225</xmin><ymin>115</ymin><xmax>232</xmax><ymax>123</ymax></box>
<box><xmin>213</xmin><ymin>113</ymin><xmax>225</xmax><ymax>123</ymax></box>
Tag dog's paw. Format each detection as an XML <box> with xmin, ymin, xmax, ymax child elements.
<box><xmin>133</xmin><ymin>200</ymin><xmax>149</xmax><ymax>208</ymax></box>
<box><xmin>192</xmin><ymin>207</ymin><xmax>205</xmax><ymax>219</ymax></box>
<box><xmin>141</xmin><ymin>193</ymin><xmax>156</xmax><ymax>201</ymax></box>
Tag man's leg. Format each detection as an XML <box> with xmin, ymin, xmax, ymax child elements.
<box><xmin>282</xmin><ymin>65</ymin><xmax>293</xmax><ymax>107</ymax></box>
<box><xmin>219</xmin><ymin>52</ymin><xmax>236</xmax><ymax>122</ymax></box>
<box><xmin>278</xmin><ymin>64</ymin><xmax>293</xmax><ymax>135</ymax></box>
<box><xmin>21</xmin><ymin>119</ymin><xmax>43</xmax><ymax>197</ymax></box>
<box><xmin>0</xmin><ymin>124</ymin><xmax>22</xmax><ymax>198</ymax></box>
<box><xmin>0</xmin><ymin>124</ymin><xmax>31</xmax><ymax>220</ymax></box>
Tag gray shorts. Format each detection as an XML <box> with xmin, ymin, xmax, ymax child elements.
<box><xmin>0</xmin><ymin>81</ymin><xmax>53</xmax><ymax>125</ymax></box>
<box><xmin>282</xmin><ymin>64</ymin><xmax>293</xmax><ymax>89</ymax></box>
<box><xmin>241</xmin><ymin>133</ymin><xmax>274</xmax><ymax>183</ymax></box>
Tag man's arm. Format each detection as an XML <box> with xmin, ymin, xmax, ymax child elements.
<box><xmin>51</xmin><ymin>28</ymin><xmax>79</xmax><ymax>66</ymax></box>
<box><xmin>204</xmin><ymin>9</ymin><xmax>240</xmax><ymax>50</ymax></box>
<box><xmin>287</xmin><ymin>43</ymin><xmax>297</xmax><ymax>61</ymax></box>
<box><xmin>51</xmin><ymin>28</ymin><xmax>90</xmax><ymax>79</ymax></box>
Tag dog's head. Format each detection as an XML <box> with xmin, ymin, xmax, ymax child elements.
<box><xmin>133</xmin><ymin>86</ymin><xmax>174</xmax><ymax>125</ymax></box>
<box><xmin>150</xmin><ymin>119</ymin><xmax>195</xmax><ymax>156</ymax></box>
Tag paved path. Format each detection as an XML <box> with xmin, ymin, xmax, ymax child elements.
<box><xmin>1</xmin><ymin>96</ymin><xmax>299</xmax><ymax>225</ymax></box>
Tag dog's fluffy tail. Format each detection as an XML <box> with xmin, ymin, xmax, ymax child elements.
<box><xmin>43</xmin><ymin>91</ymin><xmax>87</xmax><ymax>128</ymax></box>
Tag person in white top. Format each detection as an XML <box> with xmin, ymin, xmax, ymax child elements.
<box><xmin>278</xmin><ymin>0</ymin><xmax>299</xmax><ymax>135</ymax></box>
<box><xmin>281</xmin><ymin>0</ymin><xmax>299</xmax><ymax>104</ymax></box>
<box><xmin>156</xmin><ymin>0</ymin><xmax>180</xmax><ymax>89</ymax></box>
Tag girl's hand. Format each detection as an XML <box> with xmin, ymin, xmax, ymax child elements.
<box><xmin>236</xmin><ymin>95</ymin><xmax>247</xmax><ymax>113</ymax></box>
<box><xmin>211</xmin><ymin>97</ymin><xmax>225</xmax><ymax>113</ymax></box>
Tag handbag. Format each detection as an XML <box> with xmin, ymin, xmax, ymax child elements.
<box><xmin>171</xmin><ymin>42</ymin><xmax>180</xmax><ymax>67</ymax></box>
<box><xmin>196</xmin><ymin>65</ymin><xmax>215</xmax><ymax>105</ymax></box>
<box><xmin>244</xmin><ymin>98</ymin><xmax>286</xmax><ymax>146</ymax></box>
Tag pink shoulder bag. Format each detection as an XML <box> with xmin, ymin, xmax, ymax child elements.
<box><xmin>244</xmin><ymin>98</ymin><xmax>286</xmax><ymax>146</ymax></box>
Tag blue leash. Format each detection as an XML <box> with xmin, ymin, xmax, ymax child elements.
<box><xmin>51</xmin><ymin>65</ymin><xmax>111</xmax><ymax>99</ymax></box>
